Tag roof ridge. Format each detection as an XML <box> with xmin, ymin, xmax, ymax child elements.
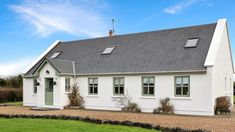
<box><xmin>61</xmin><ymin>23</ymin><xmax>217</xmax><ymax>44</ymax></box>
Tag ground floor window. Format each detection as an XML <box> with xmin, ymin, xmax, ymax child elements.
<box><xmin>33</xmin><ymin>79</ymin><xmax>37</xmax><ymax>94</ymax></box>
<box><xmin>88</xmin><ymin>78</ymin><xmax>98</xmax><ymax>95</ymax></box>
<box><xmin>65</xmin><ymin>78</ymin><xmax>71</xmax><ymax>92</ymax></box>
<box><xmin>113</xmin><ymin>77</ymin><xmax>124</xmax><ymax>95</ymax></box>
<box><xmin>175</xmin><ymin>76</ymin><xmax>190</xmax><ymax>97</ymax></box>
<box><xmin>142</xmin><ymin>77</ymin><xmax>155</xmax><ymax>96</ymax></box>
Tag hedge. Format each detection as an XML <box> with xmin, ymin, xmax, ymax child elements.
<box><xmin>0</xmin><ymin>88</ymin><xmax>22</xmax><ymax>102</ymax></box>
<box><xmin>0</xmin><ymin>114</ymin><xmax>210</xmax><ymax>132</ymax></box>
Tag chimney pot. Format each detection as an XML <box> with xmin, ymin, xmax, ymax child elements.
<box><xmin>109</xmin><ymin>30</ymin><xmax>113</xmax><ymax>37</ymax></box>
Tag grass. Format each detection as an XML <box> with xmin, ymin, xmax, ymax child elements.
<box><xmin>234</xmin><ymin>96</ymin><xmax>235</xmax><ymax>104</ymax></box>
<box><xmin>0</xmin><ymin>118</ymin><xmax>159</xmax><ymax>132</ymax></box>
<box><xmin>1</xmin><ymin>101</ymin><xmax>22</xmax><ymax>106</ymax></box>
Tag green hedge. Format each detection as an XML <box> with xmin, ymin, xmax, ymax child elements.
<box><xmin>0</xmin><ymin>89</ymin><xmax>22</xmax><ymax>103</ymax></box>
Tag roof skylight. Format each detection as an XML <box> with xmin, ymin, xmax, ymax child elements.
<box><xmin>102</xmin><ymin>45</ymin><xmax>115</xmax><ymax>55</ymax></box>
<box><xmin>50</xmin><ymin>51</ymin><xmax>61</xmax><ymax>59</ymax></box>
<box><xmin>184</xmin><ymin>38</ymin><xmax>199</xmax><ymax>48</ymax></box>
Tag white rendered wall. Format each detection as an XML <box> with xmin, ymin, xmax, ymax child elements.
<box><xmin>23</xmin><ymin>78</ymin><xmax>37</xmax><ymax>106</ymax></box>
<box><xmin>74</xmin><ymin>73</ymin><xmax>213</xmax><ymax>116</ymax></box>
<box><xmin>211</xmin><ymin>22</ymin><xmax>234</xmax><ymax>107</ymax></box>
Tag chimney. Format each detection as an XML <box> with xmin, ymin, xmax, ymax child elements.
<box><xmin>109</xmin><ymin>30</ymin><xmax>113</xmax><ymax>37</ymax></box>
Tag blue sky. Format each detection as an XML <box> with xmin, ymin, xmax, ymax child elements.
<box><xmin>0</xmin><ymin>0</ymin><xmax>235</xmax><ymax>77</ymax></box>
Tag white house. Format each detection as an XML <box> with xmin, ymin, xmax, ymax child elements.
<box><xmin>22</xmin><ymin>19</ymin><xmax>234</xmax><ymax>116</ymax></box>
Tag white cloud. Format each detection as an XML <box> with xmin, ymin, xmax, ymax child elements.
<box><xmin>9</xmin><ymin>0</ymin><xmax>110</xmax><ymax>37</ymax></box>
<box><xmin>0</xmin><ymin>57</ymin><xmax>35</xmax><ymax>78</ymax></box>
<box><xmin>163</xmin><ymin>0</ymin><xmax>198</xmax><ymax>14</ymax></box>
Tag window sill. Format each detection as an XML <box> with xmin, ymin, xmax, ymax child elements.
<box><xmin>111</xmin><ymin>95</ymin><xmax>125</xmax><ymax>98</ymax></box>
<box><xmin>86</xmin><ymin>95</ymin><xmax>99</xmax><ymax>98</ymax></box>
<box><xmin>65</xmin><ymin>92</ymin><xmax>71</xmax><ymax>94</ymax></box>
<box><xmin>172</xmin><ymin>97</ymin><xmax>191</xmax><ymax>100</ymax></box>
<box><xmin>139</xmin><ymin>96</ymin><xmax>156</xmax><ymax>99</ymax></box>
<box><xmin>32</xmin><ymin>94</ymin><xmax>37</xmax><ymax>96</ymax></box>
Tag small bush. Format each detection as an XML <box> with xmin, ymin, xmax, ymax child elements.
<box><xmin>153</xmin><ymin>97</ymin><xmax>174</xmax><ymax>114</ymax></box>
<box><xmin>0</xmin><ymin>88</ymin><xmax>23</xmax><ymax>103</ymax></box>
<box><xmin>67</xmin><ymin>84</ymin><xmax>84</xmax><ymax>109</ymax></box>
<box><xmin>214</xmin><ymin>96</ymin><xmax>231</xmax><ymax>114</ymax></box>
<box><xmin>112</xmin><ymin>91</ymin><xmax>141</xmax><ymax>113</ymax></box>
<box><xmin>121</xmin><ymin>102</ymin><xmax>141</xmax><ymax>113</ymax></box>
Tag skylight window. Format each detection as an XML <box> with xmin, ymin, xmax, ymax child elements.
<box><xmin>184</xmin><ymin>38</ymin><xmax>199</xmax><ymax>48</ymax></box>
<box><xmin>102</xmin><ymin>45</ymin><xmax>115</xmax><ymax>55</ymax></box>
<box><xmin>50</xmin><ymin>51</ymin><xmax>61</xmax><ymax>59</ymax></box>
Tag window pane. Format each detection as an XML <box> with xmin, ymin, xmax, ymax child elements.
<box><xmin>176</xmin><ymin>77</ymin><xmax>182</xmax><ymax>84</ymax></box>
<box><xmin>183</xmin><ymin>87</ymin><xmax>189</xmax><ymax>95</ymax></box>
<box><xmin>149</xmin><ymin>87</ymin><xmax>154</xmax><ymax>95</ymax></box>
<box><xmin>114</xmin><ymin>87</ymin><xmax>119</xmax><ymax>94</ymax></box>
<box><xmin>143</xmin><ymin>78</ymin><xmax>149</xmax><ymax>83</ymax></box>
<box><xmin>176</xmin><ymin>87</ymin><xmax>181</xmax><ymax>95</ymax></box>
<box><xmin>94</xmin><ymin>87</ymin><xmax>98</xmax><ymax>94</ymax></box>
<box><xmin>120</xmin><ymin>87</ymin><xmax>124</xmax><ymax>94</ymax></box>
<box><xmin>89</xmin><ymin>79</ymin><xmax>93</xmax><ymax>84</ymax></box>
<box><xmin>183</xmin><ymin>77</ymin><xmax>189</xmax><ymax>84</ymax></box>
<box><xmin>149</xmin><ymin>78</ymin><xmax>154</xmax><ymax>83</ymax></box>
<box><xmin>114</xmin><ymin>79</ymin><xmax>119</xmax><ymax>85</ymax></box>
<box><xmin>119</xmin><ymin>78</ymin><xmax>124</xmax><ymax>85</ymax></box>
<box><xmin>143</xmin><ymin>87</ymin><xmax>148</xmax><ymax>94</ymax></box>
<box><xmin>94</xmin><ymin>79</ymin><xmax>98</xmax><ymax>84</ymax></box>
<box><xmin>89</xmin><ymin>87</ymin><xmax>93</xmax><ymax>94</ymax></box>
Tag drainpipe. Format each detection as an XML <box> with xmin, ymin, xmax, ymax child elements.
<box><xmin>72</xmin><ymin>61</ymin><xmax>76</xmax><ymax>78</ymax></box>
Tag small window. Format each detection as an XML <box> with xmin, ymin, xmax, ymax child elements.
<box><xmin>50</xmin><ymin>51</ymin><xmax>61</xmax><ymax>59</ymax></box>
<box><xmin>142</xmin><ymin>77</ymin><xmax>155</xmax><ymax>96</ymax></box>
<box><xmin>113</xmin><ymin>77</ymin><xmax>124</xmax><ymax>95</ymax></box>
<box><xmin>184</xmin><ymin>38</ymin><xmax>199</xmax><ymax>48</ymax></box>
<box><xmin>102</xmin><ymin>45</ymin><xmax>115</xmax><ymax>55</ymax></box>
<box><xmin>65</xmin><ymin>78</ymin><xmax>71</xmax><ymax>92</ymax></box>
<box><xmin>88</xmin><ymin>78</ymin><xmax>98</xmax><ymax>95</ymax></box>
<box><xmin>175</xmin><ymin>76</ymin><xmax>190</xmax><ymax>97</ymax></box>
<box><xmin>33</xmin><ymin>79</ymin><xmax>37</xmax><ymax>94</ymax></box>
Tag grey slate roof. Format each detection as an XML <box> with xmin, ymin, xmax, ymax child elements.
<box><xmin>46</xmin><ymin>59</ymin><xmax>74</xmax><ymax>74</ymax></box>
<box><xmin>25</xmin><ymin>23</ymin><xmax>216</xmax><ymax>77</ymax></box>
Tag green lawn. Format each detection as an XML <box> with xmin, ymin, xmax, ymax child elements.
<box><xmin>234</xmin><ymin>96</ymin><xmax>235</xmax><ymax>103</ymax></box>
<box><xmin>2</xmin><ymin>101</ymin><xmax>22</xmax><ymax>106</ymax></box>
<box><xmin>0</xmin><ymin>118</ymin><xmax>159</xmax><ymax>132</ymax></box>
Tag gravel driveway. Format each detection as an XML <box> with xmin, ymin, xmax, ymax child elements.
<box><xmin>0</xmin><ymin>106</ymin><xmax>234</xmax><ymax>132</ymax></box>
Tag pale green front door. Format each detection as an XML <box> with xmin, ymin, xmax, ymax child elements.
<box><xmin>45</xmin><ymin>78</ymin><xmax>53</xmax><ymax>105</ymax></box>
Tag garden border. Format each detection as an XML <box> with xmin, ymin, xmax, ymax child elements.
<box><xmin>0</xmin><ymin>114</ymin><xmax>210</xmax><ymax>132</ymax></box>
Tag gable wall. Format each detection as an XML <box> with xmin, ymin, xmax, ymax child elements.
<box><xmin>211</xmin><ymin>24</ymin><xmax>234</xmax><ymax>107</ymax></box>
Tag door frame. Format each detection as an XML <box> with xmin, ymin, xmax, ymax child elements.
<box><xmin>45</xmin><ymin>78</ymin><xmax>54</xmax><ymax>106</ymax></box>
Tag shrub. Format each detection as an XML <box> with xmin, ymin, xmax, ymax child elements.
<box><xmin>0</xmin><ymin>88</ymin><xmax>23</xmax><ymax>103</ymax></box>
<box><xmin>112</xmin><ymin>91</ymin><xmax>141</xmax><ymax>113</ymax></box>
<box><xmin>153</xmin><ymin>97</ymin><xmax>174</xmax><ymax>114</ymax></box>
<box><xmin>214</xmin><ymin>96</ymin><xmax>231</xmax><ymax>114</ymax></box>
<box><xmin>67</xmin><ymin>84</ymin><xmax>84</xmax><ymax>109</ymax></box>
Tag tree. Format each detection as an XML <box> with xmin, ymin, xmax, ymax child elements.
<box><xmin>68</xmin><ymin>84</ymin><xmax>84</xmax><ymax>108</ymax></box>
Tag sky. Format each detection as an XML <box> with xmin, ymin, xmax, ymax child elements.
<box><xmin>0</xmin><ymin>0</ymin><xmax>235</xmax><ymax>77</ymax></box>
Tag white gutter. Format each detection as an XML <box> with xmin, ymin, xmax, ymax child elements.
<box><xmin>22</xmin><ymin>40</ymin><xmax>61</xmax><ymax>74</ymax></box>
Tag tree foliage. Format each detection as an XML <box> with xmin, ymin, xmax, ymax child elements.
<box><xmin>0</xmin><ymin>75</ymin><xmax>22</xmax><ymax>88</ymax></box>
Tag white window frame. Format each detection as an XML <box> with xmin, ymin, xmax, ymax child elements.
<box><xmin>142</xmin><ymin>77</ymin><xmax>155</xmax><ymax>96</ymax></box>
<box><xmin>65</xmin><ymin>78</ymin><xmax>71</xmax><ymax>92</ymax></box>
<box><xmin>88</xmin><ymin>78</ymin><xmax>98</xmax><ymax>95</ymax></box>
<box><xmin>175</xmin><ymin>76</ymin><xmax>190</xmax><ymax>97</ymax></box>
<box><xmin>113</xmin><ymin>77</ymin><xmax>124</xmax><ymax>95</ymax></box>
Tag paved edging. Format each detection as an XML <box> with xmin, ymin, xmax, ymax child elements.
<box><xmin>0</xmin><ymin>114</ymin><xmax>210</xmax><ymax>132</ymax></box>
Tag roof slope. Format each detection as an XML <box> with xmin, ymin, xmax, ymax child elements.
<box><xmin>25</xmin><ymin>23</ymin><xmax>216</xmax><ymax>76</ymax></box>
<box><xmin>47</xmin><ymin>59</ymin><xmax>74</xmax><ymax>74</ymax></box>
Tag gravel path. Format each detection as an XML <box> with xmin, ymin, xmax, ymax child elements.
<box><xmin>0</xmin><ymin>106</ymin><xmax>234</xmax><ymax>132</ymax></box>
